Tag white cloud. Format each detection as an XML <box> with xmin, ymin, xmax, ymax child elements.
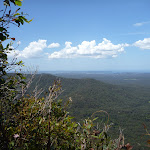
<box><xmin>133</xmin><ymin>21</ymin><xmax>150</xmax><ymax>27</ymax></box>
<box><xmin>20</xmin><ymin>39</ymin><xmax>47</xmax><ymax>58</ymax></box>
<box><xmin>8</xmin><ymin>39</ymin><xmax>47</xmax><ymax>58</ymax></box>
<box><xmin>48</xmin><ymin>38</ymin><xmax>129</xmax><ymax>59</ymax></box>
<box><xmin>48</xmin><ymin>43</ymin><xmax>60</xmax><ymax>48</ymax></box>
<box><xmin>133</xmin><ymin>38</ymin><xmax>150</xmax><ymax>49</ymax></box>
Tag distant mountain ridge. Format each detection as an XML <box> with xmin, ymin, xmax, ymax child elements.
<box><xmin>53</xmin><ymin>72</ymin><xmax>150</xmax><ymax>87</ymax></box>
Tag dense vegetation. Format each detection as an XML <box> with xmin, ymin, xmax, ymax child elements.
<box><xmin>26</xmin><ymin>73</ymin><xmax>150</xmax><ymax>149</ymax></box>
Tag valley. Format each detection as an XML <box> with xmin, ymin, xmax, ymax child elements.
<box><xmin>27</xmin><ymin>72</ymin><xmax>150</xmax><ymax>149</ymax></box>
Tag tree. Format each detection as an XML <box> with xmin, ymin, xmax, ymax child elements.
<box><xmin>0</xmin><ymin>0</ymin><xmax>32</xmax><ymax>101</ymax></box>
<box><xmin>0</xmin><ymin>0</ymin><xmax>32</xmax><ymax>149</ymax></box>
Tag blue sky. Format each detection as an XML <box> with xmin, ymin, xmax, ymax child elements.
<box><xmin>7</xmin><ymin>0</ymin><xmax>150</xmax><ymax>72</ymax></box>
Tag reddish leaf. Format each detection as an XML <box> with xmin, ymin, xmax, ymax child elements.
<box><xmin>143</xmin><ymin>123</ymin><xmax>147</xmax><ymax>129</ymax></box>
<box><xmin>125</xmin><ymin>143</ymin><xmax>133</xmax><ymax>150</ymax></box>
<box><xmin>147</xmin><ymin>140</ymin><xmax>150</xmax><ymax>144</ymax></box>
<box><xmin>11</xmin><ymin>38</ymin><xmax>15</xmax><ymax>41</ymax></box>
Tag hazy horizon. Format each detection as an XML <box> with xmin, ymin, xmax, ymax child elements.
<box><xmin>37</xmin><ymin>70</ymin><xmax>150</xmax><ymax>74</ymax></box>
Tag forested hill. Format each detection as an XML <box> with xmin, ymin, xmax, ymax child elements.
<box><xmin>27</xmin><ymin>73</ymin><xmax>150</xmax><ymax>149</ymax></box>
<box><xmin>53</xmin><ymin>72</ymin><xmax>150</xmax><ymax>87</ymax></box>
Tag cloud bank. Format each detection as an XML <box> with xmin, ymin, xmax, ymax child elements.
<box><xmin>8</xmin><ymin>37</ymin><xmax>150</xmax><ymax>60</ymax></box>
<box><xmin>8</xmin><ymin>40</ymin><xmax>60</xmax><ymax>59</ymax></box>
<box><xmin>48</xmin><ymin>38</ymin><xmax>129</xmax><ymax>59</ymax></box>
<box><xmin>133</xmin><ymin>38</ymin><xmax>150</xmax><ymax>50</ymax></box>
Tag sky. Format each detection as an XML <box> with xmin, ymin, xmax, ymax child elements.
<box><xmin>6</xmin><ymin>0</ymin><xmax>150</xmax><ymax>72</ymax></box>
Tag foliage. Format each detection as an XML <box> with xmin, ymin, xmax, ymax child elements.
<box><xmin>0</xmin><ymin>0</ymin><xmax>32</xmax><ymax>100</ymax></box>
<box><xmin>25</xmin><ymin>73</ymin><xmax>150</xmax><ymax>149</ymax></box>
<box><xmin>0</xmin><ymin>0</ymin><xmax>32</xmax><ymax>75</ymax></box>
<box><xmin>0</xmin><ymin>0</ymin><xmax>32</xmax><ymax>149</ymax></box>
<box><xmin>0</xmin><ymin>78</ymin><xmax>133</xmax><ymax>149</ymax></box>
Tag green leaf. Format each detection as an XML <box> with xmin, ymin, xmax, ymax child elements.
<box><xmin>0</xmin><ymin>33</ymin><xmax>7</xmax><ymax>41</ymax></box>
<box><xmin>15</xmin><ymin>0</ymin><xmax>22</xmax><ymax>6</ymax></box>
<box><xmin>18</xmin><ymin>16</ymin><xmax>24</xmax><ymax>25</ymax></box>
<box><xmin>13</xmin><ymin>13</ymin><xmax>20</xmax><ymax>17</ymax></box>
<box><xmin>93</xmin><ymin>117</ymin><xmax>98</xmax><ymax>121</ymax></box>
<box><xmin>39</xmin><ymin>118</ymin><xmax>42</xmax><ymax>125</ymax></box>
<box><xmin>1</xmin><ymin>53</ymin><xmax>7</xmax><ymax>60</ymax></box>
<box><xmin>0</xmin><ymin>44</ymin><xmax>4</xmax><ymax>50</ymax></box>
<box><xmin>91</xmin><ymin>135</ymin><xmax>99</xmax><ymax>139</ymax></box>
<box><xmin>28</xmin><ymin>18</ymin><xmax>33</xmax><ymax>23</ymax></box>
<box><xmin>87</xmin><ymin>124</ymin><xmax>91</xmax><ymax>129</ymax></box>
<box><xmin>21</xmin><ymin>76</ymin><xmax>26</xmax><ymax>80</ymax></box>
<box><xmin>0</xmin><ymin>27</ymin><xmax>6</xmax><ymax>32</ymax></box>
<box><xmin>9</xmin><ymin>141</ymin><xmax>14</xmax><ymax>147</ymax></box>
<box><xmin>16</xmin><ymin>73</ymin><xmax>22</xmax><ymax>76</ymax></box>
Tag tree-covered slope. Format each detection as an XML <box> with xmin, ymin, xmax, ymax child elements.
<box><xmin>27</xmin><ymin>74</ymin><xmax>150</xmax><ymax>149</ymax></box>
